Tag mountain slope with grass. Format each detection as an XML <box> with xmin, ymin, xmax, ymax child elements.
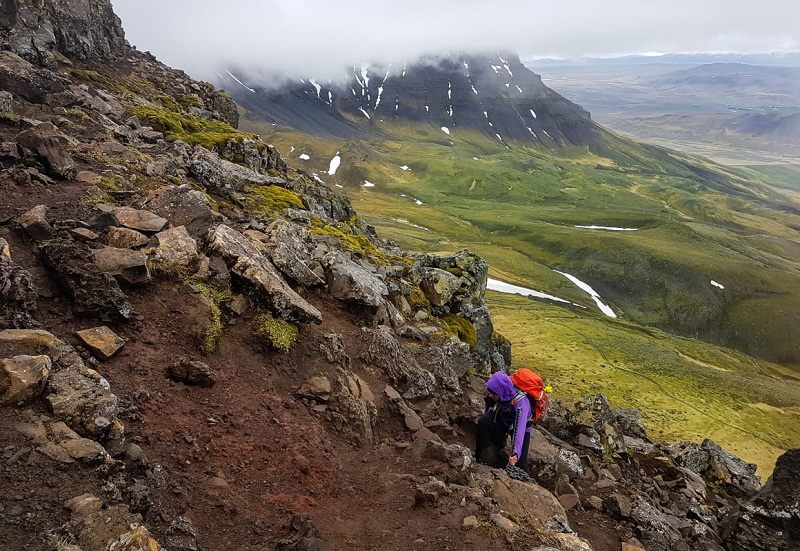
<box><xmin>230</xmin><ymin>56</ymin><xmax>800</xmax><ymax>473</ymax></box>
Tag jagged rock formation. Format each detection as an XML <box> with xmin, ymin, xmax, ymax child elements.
<box><xmin>0</xmin><ymin>1</ymin><xmax>797</xmax><ymax>550</ymax></box>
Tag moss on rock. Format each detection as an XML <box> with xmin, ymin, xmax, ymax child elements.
<box><xmin>243</xmin><ymin>185</ymin><xmax>304</xmax><ymax>218</ymax></box>
<box><xmin>131</xmin><ymin>105</ymin><xmax>254</xmax><ymax>150</ymax></box>
<box><xmin>442</xmin><ymin>315</ymin><xmax>478</xmax><ymax>350</ymax></box>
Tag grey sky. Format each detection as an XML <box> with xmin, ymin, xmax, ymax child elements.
<box><xmin>112</xmin><ymin>0</ymin><xmax>800</xmax><ymax>82</ymax></box>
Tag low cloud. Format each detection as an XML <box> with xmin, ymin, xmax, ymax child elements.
<box><xmin>112</xmin><ymin>0</ymin><xmax>800</xmax><ymax>84</ymax></box>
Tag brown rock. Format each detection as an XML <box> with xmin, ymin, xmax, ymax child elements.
<box><xmin>76</xmin><ymin>326</ymin><xmax>125</xmax><ymax>360</ymax></box>
<box><xmin>71</xmin><ymin>227</ymin><xmax>99</xmax><ymax>242</ymax></box>
<box><xmin>93</xmin><ymin>246</ymin><xmax>150</xmax><ymax>284</ymax></box>
<box><xmin>297</xmin><ymin>376</ymin><xmax>332</xmax><ymax>402</ymax></box>
<box><xmin>75</xmin><ymin>170</ymin><xmax>102</xmax><ymax>185</ymax></box>
<box><xmin>38</xmin><ymin>440</ymin><xmax>74</xmax><ymax>463</ymax></box>
<box><xmin>107</xmin><ymin>227</ymin><xmax>149</xmax><ymax>249</ymax></box>
<box><xmin>0</xmin><ymin>237</ymin><xmax>12</xmax><ymax>260</ymax></box>
<box><xmin>462</xmin><ymin>515</ymin><xmax>480</xmax><ymax>529</ymax></box>
<box><xmin>113</xmin><ymin>207</ymin><xmax>168</xmax><ymax>233</ymax></box>
<box><xmin>16</xmin><ymin>122</ymin><xmax>76</xmax><ymax>179</ymax></box>
<box><xmin>61</xmin><ymin>437</ymin><xmax>107</xmax><ymax>463</ymax></box>
<box><xmin>558</xmin><ymin>494</ymin><xmax>581</xmax><ymax>511</ymax></box>
<box><xmin>64</xmin><ymin>494</ymin><xmax>103</xmax><ymax>517</ymax></box>
<box><xmin>146</xmin><ymin>226</ymin><xmax>198</xmax><ymax>272</ymax></box>
<box><xmin>1</xmin><ymin>354</ymin><xmax>51</xmax><ymax>404</ymax></box>
<box><xmin>105</xmin><ymin>524</ymin><xmax>163</xmax><ymax>550</ymax></box>
<box><xmin>489</xmin><ymin>513</ymin><xmax>518</xmax><ymax>532</ymax></box>
<box><xmin>15</xmin><ymin>205</ymin><xmax>53</xmax><ymax>240</ymax></box>
<box><xmin>166</xmin><ymin>358</ymin><xmax>215</xmax><ymax>388</ymax></box>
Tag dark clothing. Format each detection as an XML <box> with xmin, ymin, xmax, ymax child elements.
<box><xmin>475</xmin><ymin>405</ymin><xmax>531</xmax><ymax>470</ymax></box>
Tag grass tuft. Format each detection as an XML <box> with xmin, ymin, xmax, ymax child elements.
<box><xmin>257</xmin><ymin>312</ymin><xmax>299</xmax><ymax>353</ymax></box>
<box><xmin>184</xmin><ymin>279</ymin><xmax>232</xmax><ymax>354</ymax></box>
<box><xmin>244</xmin><ymin>185</ymin><xmax>304</xmax><ymax>218</ymax></box>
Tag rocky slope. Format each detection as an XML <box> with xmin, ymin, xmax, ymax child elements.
<box><xmin>0</xmin><ymin>2</ymin><xmax>798</xmax><ymax>550</ymax></box>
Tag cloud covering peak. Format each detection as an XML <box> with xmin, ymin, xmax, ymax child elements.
<box><xmin>113</xmin><ymin>0</ymin><xmax>800</xmax><ymax>82</ymax></box>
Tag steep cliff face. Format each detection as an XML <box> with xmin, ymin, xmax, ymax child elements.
<box><xmin>224</xmin><ymin>52</ymin><xmax>602</xmax><ymax>147</ymax></box>
<box><xmin>0</xmin><ymin>0</ymin><xmax>126</xmax><ymax>67</ymax></box>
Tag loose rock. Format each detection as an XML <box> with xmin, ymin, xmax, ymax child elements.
<box><xmin>0</xmin><ymin>354</ymin><xmax>51</xmax><ymax>404</ymax></box>
<box><xmin>76</xmin><ymin>326</ymin><xmax>125</xmax><ymax>360</ymax></box>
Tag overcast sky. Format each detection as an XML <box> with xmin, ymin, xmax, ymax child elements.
<box><xmin>113</xmin><ymin>0</ymin><xmax>800</xmax><ymax>83</ymax></box>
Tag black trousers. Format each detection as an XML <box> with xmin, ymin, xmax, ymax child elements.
<box><xmin>475</xmin><ymin>410</ymin><xmax>531</xmax><ymax>470</ymax></box>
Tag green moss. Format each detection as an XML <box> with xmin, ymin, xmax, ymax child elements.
<box><xmin>446</xmin><ymin>267</ymin><xmax>464</xmax><ymax>277</ymax></box>
<box><xmin>0</xmin><ymin>111</ymin><xmax>21</xmax><ymax>125</ymax></box>
<box><xmin>310</xmin><ymin>218</ymin><xmax>413</xmax><ymax>268</ymax></box>
<box><xmin>442</xmin><ymin>315</ymin><xmax>478</xmax><ymax>350</ymax></box>
<box><xmin>244</xmin><ymin>185</ymin><xmax>304</xmax><ymax>218</ymax></box>
<box><xmin>491</xmin><ymin>331</ymin><xmax>511</xmax><ymax>348</ymax></box>
<box><xmin>407</xmin><ymin>287</ymin><xmax>431</xmax><ymax>312</ymax></box>
<box><xmin>257</xmin><ymin>313</ymin><xmax>299</xmax><ymax>353</ymax></box>
<box><xmin>156</xmin><ymin>94</ymin><xmax>181</xmax><ymax>112</ymax></box>
<box><xmin>131</xmin><ymin>105</ymin><xmax>254</xmax><ymax>150</ymax></box>
<box><xmin>184</xmin><ymin>280</ymin><xmax>232</xmax><ymax>354</ymax></box>
<box><xmin>177</xmin><ymin>94</ymin><xmax>202</xmax><ymax>109</ymax></box>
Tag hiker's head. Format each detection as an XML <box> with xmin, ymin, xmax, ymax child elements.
<box><xmin>486</xmin><ymin>371</ymin><xmax>516</xmax><ymax>402</ymax></box>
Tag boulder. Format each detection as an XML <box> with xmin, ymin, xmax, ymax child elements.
<box><xmin>630</xmin><ymin>496</ymin><xmax>682</xmax><ymax>551</ymax></box>
<box><xmin>39</xmin><ymin>240</ymin><xmax>132</xmax><ymax>320</ymax></box>
<box><xmin>0</xmin><ymin>51</ymin><xmax>68</xmax><ymax>103</ymax></box>
<box><xmin>0</xmin><ymin>354</ymin><xmax>50</xmax><ymax>404</ymax></box>
<box><xmin>419</xmin><ymin>267</ymin><xmax>462</xmax><ymax>307</ymax></box>
<box><xmin>414</xmin><ymin>478</ymin><xmax>450</xmax><ymax>506</ymax></box>
<box><xmin>93</xmin><ymin>247</ymin><xmax>150</xmax><ymax>285</ymax></box>
<box><xmin>16</xmin><ymin>204</ymin><xmax>53</xmax><ymax>240</ymax></box>
<box><xmin>16</xmin><ymin>122</ymin><xmax>76</xmax><ymax>179</ymax></box>
<box><xmin>297</xmin><ymin>376</ymin><xmax>332</xmax><ymax>402</ymax></box>
<box><xmin>361</xmin><ymin>326</ymin><xmax>435</xmax><ymax>399</ymax></box>
<box><xmin>107</xmin><ymin>227</ymin><xmax>149</xmax><ymax>249</ymax></box>
<box><xmin>329</xmin><ymin>369</ymin><xmax>376</xmax><ymax>447</ymax></box>
<box><xmin>263</xmin><ymin>219</ymin><xmax>325</xmax><ymax>287</ymax></box>
<box><xmin>112</xmin><ymin>207</ymin><xmax>168</xmax><ymax>233</ymax></box>
<box><xmin>146</xmin><ymin>226</ymin><xmax>198</xmax><ymax>273</ymax></box>
<box><xmin>489</xmin><ymin>474</ymin><xmax>570</xmax><ymax>532</ymax></box>
<box><xmin>76</xmin><ymin>326</ymin><xmax>125</xmax><ymax>360</ymax></box>
<box><xmin>0</xmin><ymin>253</ymin><xmax>38</xmax><ymax>328</ymax></box>
<box><xmin>144</xmin><ymin>185</ymin><xmax>221</xmax><ymax>241</ymax></box>
<box><xmin>189</xmin><ymin>146</ymin><xmax>286</xmax><ymax>195</ymax></box>
<box><xmin>323</xmin><ymin>252</ymin><xmax>388</xmax><ymax>307</ymax></box>
<box><xmin>207</xmin><ymin>224</ymin><xmax>322</xmax><ymax>324</ymax></box>
<box><xmin>166</xmin><ymin>358</ymin><xmax>215</xmax><ymax>388</ymax></box>
<box><xmin>46</xmin><ymin>366</ymin><xmax>119</xmax><ymax>438</ymax></box>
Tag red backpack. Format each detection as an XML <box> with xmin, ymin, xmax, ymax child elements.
<box><xmin>510</xmin><ymin>368</ymin><xmax>549</xmax><ymax>423</ymax></box>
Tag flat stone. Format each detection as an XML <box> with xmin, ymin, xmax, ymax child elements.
<box><xmin>399</xmin><ymin>402</ymin><xmax>424</xmax><ymax>432</ymax></box>
<box><xmin>14</xmin><ymin>420</ymin><xmax>48</xmax><ymax>444</ymax></box>
<box><xmin>558</xmin><ymin>494</ymin><xmax>581</xmax><ymax>511</ymax></box>
<box><xmin>384</xmin><ymin>384</ymin><xmax>402</xmax><ymax>403</ymax></box>
<box><xmin>70</xmin><ymin>227</ymin><xmax>99</xmax><ymax>242</ymax></box>
<box><xmin>60</xmin><ymin>437</ymin><xmax>107</xmax><ymax>463</ymax></box>
<box><xmin>106</xmin><ymin>227</ymin><xmax>149</xmax><ymax>249</ymax></box>
<box><xmin>113</xmin><ymin>207</ymin><xmax>168</xmax><ymax>233</ymax></box>
<box><xmin>1</xmin><ymin>354</ymin><xmax>51</xmax><ymax>405</ymax></box>
<box><xmin>75</xmin><ymin>170</ymin><xmax>102</xmax><ymax>185</ymax></box>
<box><xmin>76</xmin><ymin>326</ymin><xmax>125</xmax><ymax>360</ymax></box>
<box><xmin>38</xmin><ymin>441</ymin><xmax>74</xmax><ymax>463</ymax></box>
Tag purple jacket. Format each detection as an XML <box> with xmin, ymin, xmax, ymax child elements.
<box><xmin>486</xmin><ymin>372</ymin><xmax>532</xmax><ymax>458</ymax></box>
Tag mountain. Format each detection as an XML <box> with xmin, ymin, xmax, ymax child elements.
<box><xmin>225</xmin><ymin>52</ymin><xmax>602</xmax><ymax>147</ymax></box>
<box><xmin>528</xmin><ymin>52</ymin><xmax>800</xmax><ymax>68</ymax></box>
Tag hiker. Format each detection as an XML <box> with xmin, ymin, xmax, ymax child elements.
<box><xmin>475</xmin><ymin>369</ymin><xmax>549</xmax><ymax>470</ymax></box>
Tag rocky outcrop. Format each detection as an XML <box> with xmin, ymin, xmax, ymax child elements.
<box><xmin>323</xmin><ymin>252</ymin><xmax>389</xmax><ymax>307</ymax></box>
<box><xmin>1</xmin><ymin>0</ymin><xmax>125</xmax><ymax>67</ymax></box>
<box><xmin>207</xmin><ymin>224</ymin><xmax>322</xmax><ymax>324</ymax></box>
<box><xmin>0</xmin><ymin>50</ymin><xmax>68</xmax><ymax>102</ymax></box>
<box><xmin>39</xmin><ymin>240</ymin><xmax>132</xmax><ymax>321</ymax></box>
<box><xmin>144</xmin><ymin>185</ymin><xmax>221</xmax><ymax>241</ymax></box>
<box><xmin>262</xmin><ymin>219</ymin><xmax>326</xmax><ymax>287</ymax></box>
<box><xmin>0</xmin><ymin>245</ymin><xmax>38</xmax><ymax>328</ymax></box>
<box><xmin>189</xmin><ymin>146</ymin><xmax>286</xmax><ymax>195</ymax></box>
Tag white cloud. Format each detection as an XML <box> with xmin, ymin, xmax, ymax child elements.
<box><xmin>112</xmin><ymin>0</ymin><xmax>800</xmax><ymax>82</ymax></box>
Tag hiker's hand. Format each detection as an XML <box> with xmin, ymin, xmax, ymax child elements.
<box><xmin>508</xmin><ymin>455</ymin><xmax>518</xmax><ymax>466</ymax></box>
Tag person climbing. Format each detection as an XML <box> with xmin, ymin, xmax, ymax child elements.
<box><xmin>475</xmin><ymin>368</ymin><xmax>549</xmax><ymax>471</ymax></box>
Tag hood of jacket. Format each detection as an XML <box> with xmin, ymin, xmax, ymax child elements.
<box><xmin>486</xmin><ymin>371</ymin><xmax>517</xmax><ymax>402</ymax></box>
